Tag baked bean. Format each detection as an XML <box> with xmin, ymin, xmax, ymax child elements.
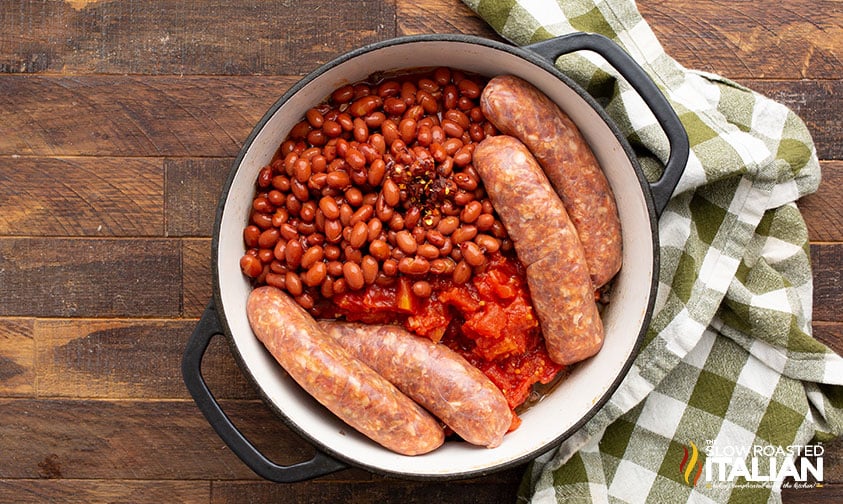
<box><xmin>306</xmin><ymin>108</ymin><xmax>324</xmax><ymax>128</ymax></box>
<box><xmin>324</xmin><ymin>219</ymin><xmax>343</xmax><ymax>243</ymax></box>
<box><xmin>361</xmin><ymin>255</ymin><xmax>379</xmax><ymax>284</ymax></box>
<box><xmin>441</xmin><ymin>119</ymin><xmax>464</xmax><ymax>139</ymax></box>
<box><xmin>285</xmin><ymin>239</ymin><xmax>304</xmax><ymax>268</ymax></box>
<box><xmin>417</xmin><ymin>90</ymin><xmax>438</xmax><ymax>114</ymax></box>
<box><xmin>337</xmin><ymin>113</ymin><xmax>354</xmax><ymax>132</ymax></box>
<box><xmin>301</xmin><ymin>245</ymin><xmax>324</xmax><ymax>269</ymax></box>
<box><xmin>349</xmin><ymin>95</ymin><xmax>382</xmax><ymax>117</ymax></box>
<box><xmin>443</xmin><ymin>84</ymin><xmax>459</xmax><ymax>110</ymax></box>
<box><xmin>436</xmin><ymin>216</ymin><xmax>460</xmax><ymax>235</ymax></box>
<box><xmin>350</xmin><ymin>204</ymin><xmax>374</xmax><ymax>225</ymax></box>
<box><xmin>326</xmin><ymin>170</ymin><xmax>350</xmax><ymax>189</ymax></box>
<box><xmin>365</xmin><ymin>112</ymin><xmax>386</xmax><ymax>128</ymax></box>
<box><xmin>438</xmin><ymin>237</ymin><xmax>453</xmax><ymax>257</ymax></box>
<box><xmin>258</xmin><ymin>248</ymin><xmax>274</xmax><ymax>264</ymax></box>
<box><xmin>417</xmin><ymin>243</ymin><xmax>440</xmax><ymax>260</ymax></box>
<box><xmin>299</xmin><ymin>201</ymin><xmax>317</xmax><ymax>223</ymax></box>
<box><xmin>244</xmin><ymin>225</ymin><xmax>261</xmax><ymax>248</ymax></box>
<box><xmin>331</xmin><ymin>85</ymin><xmax>355</xmax><ymax>103</ymax></box>
<box><xmin>283</xmin><ymin>271</ymin><xmax>302</xmax><ymax>296</ymax></box>
<box><xmin>451</xmin><ymin>225</ymin><xmax>477</xmax><ymax>244</ymax></box>
<box><xmin>388</xmin><ymin>212</ymin><xmax>405</xmax><ymax>231</ymax></box>
<box><xmin>320</xmin><ymin>278</ymin><xmax>334</xmax><ymax>298</ymax></box>
<box><xmin>475</xmin><ymin>234</ymin><xmax>501</xmax><ymax>253</ymax></box>
<box><xmin>332</xmin><ymin>277</ymin><xmax>347</xmax><ymax>295</ymax></box>
<box><xmin>460</xmin><ymin>200</ymin><xmax>483</xmax><ymax>223</ymax></box>
<box><xmin>398</xmin><ymin>256</ymin><xmax>430</xmax><ymax>276</ymax></box>
<box><xmin>382</xmin><ymin>120</ymin><xmax>400</xmax><ymax>145</ymax></box>
<box><xmin>345</xmin><ymin>148</ymin><xmax>366</xmax><ymax>170</ymax></box>
<box><xmin>303</xmin><ymin>262</ymin><xmax>327</xmax><ymax>287</ymax></box>
<box><xmin>369</xmin><ymin>133</ymin><xmax>386</xmax><ymax>154</ymax></box>
<box><xmin>376</xmin><ymin>194</ymin><xmax>394</xmax><ymax>221</ymax></box>
<box><xmin>368</xmin><ymin>159</ymin><xmax>386</xmax><ymax>186</ymax></box>
<box><xmin>369</xmin><ymin>239</ymin><xmax>390</xmax><ymax>261</ymax></box>
<box><xmin>453</xmin><ymin>146</ymin><xmax>473</xmax><ymax>167</ymax></box>
<box><xmin>290</xmin><ymin>179</ymin><xmax>309</xmax><ymax>203</ymax></box>
<box><xmin>295</xmin><ymin>293</ymin><xmax>315</xmax><ymax>310</ymax></box>
<box><xmin>258</xmin><ymin>228</ymin><xmax>280</xmax><ymax>249</ymax></box>
<box><xmin>240</xmin><ymin>254</ymin><xmax>263</xmax><ymax>277</ymax></box>
<box><xmin>265</xmin><ymin>272</ymin><xmax>286</xmax><ymax>290</ymax></box>
<box><xmin>362</xmin><ymin>192</ymin><xmax>378</xmax><ymax>207</ymax></box>
<box><xmin>272</xmin><ymin>174</ymin><xmax>291</xmax><ymax>192</ymax></box>
<box><xmin>349</xmin><ymin>221</ymin><xmax>368</xmax><ymax>249</ymax></box>
<box><xmin>367</xmin><ymin>218</ymin><xmax>383</xmax><ymax>241</ymax></box>
<box><xmin>461</xmin><ymin>241</ymin><xmax>485</xmax><ymax>267</ymax></box>
<box><xmin>273</xmin><ymin>240</ymin><xmax>287</xmax><ymax>262</ymax></box>
<box><xmin>378</xmin><ymin>80</ymin><xmax>401</xmax><ymax>98</ymax></box>
<box><xmin>399</xmin><ymin>118</ymin><xmax>417</xmax><ymax>144</ymax></box>
<box><xmin>353</xmin><ymin>118</ymin><xmax>369</xmax><ymax>142</ymax></box>
<box><xmin>343</xmin><ymin>262</ymin><xmax>365</xmax><ymax>290</ymax></box>
<box><xmin>476</xmin><ymin>213</ymin><xmax>495</xmax><ymax>231</ymax></box>
<box><xmin>412</xmin><ymin>280</ymin><xmax>433</xmax><ymax>298</ymax></box>
<box><xmin>327</xmin><ymin>260</ymin><xmax>344</xmax><ymax>277</ymax></box>
<box><xmin>395</xmin><ymin>230</ymin><xmax>417</xmax><ymax>255</ymax></box>
<box><xmin>319</xmin><ymin>196</ymin><xmax>340</xmax><ymax>220</ymax></box>
<box><xmin>382</xmin><ymin>178</ymin><xmax>401</xmax><ymax>207</ymax></box>
<box><xmin>404</xmin><ymin>206</ymin><xmax>421</xmax><ymax>229</ymax></box>
<box><xmin>324</xmin><ymin>244</ymin><xmax>341</xmax><ymax>261</ymax></box>
<box><xmin>383</xmin><ymin>97</ymin><xmax>406</xmax><ymax>116</ymax></box>
<box><xmin>382</xmin><ymin>258</ymin><xmax>398</xmax><ymax>276</ymax></box>
<box><xmin>344</xmin><ymin>187</ymin><xmax>363</xmax><ymax>207</ymax></box>
<box><xmin>452</xmin><ymin>260</ymin><xmax>471</xmax><ymax>284</ymax></box>
<box><xmin>345</xmin><ymin>246</ymin><xmax>363</xmax><ymax>265</ymax></box>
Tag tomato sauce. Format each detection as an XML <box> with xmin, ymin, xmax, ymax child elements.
<box><xmin>317</xmin><ymin>251</ymin><xmax>564</xmax><ymax>427</ymax></box>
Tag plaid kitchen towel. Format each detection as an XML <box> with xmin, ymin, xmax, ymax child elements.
<box><xmin>461</xmin><ymin>1</ymin><xmax>843</xmax><ymax>502</ymax></box>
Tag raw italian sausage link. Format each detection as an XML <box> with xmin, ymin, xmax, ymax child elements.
<box><xmin>321</xmin><ymin>321</ymin><xmax>512</xmax><ymax>448</ymax></box>
<box><xmin>473</xmin><ymin>135</ymin><xmax>603</xmax><ymax>366</ymax></box>
<box><xmin>246</xmin><ymin>286</ymin><xmax>445</xmax><ymax>455</ymax></box>
<box><xmin>480</xmin><ymin>75</ymin><xmax>622</xmax><ymax>288</ymax></box>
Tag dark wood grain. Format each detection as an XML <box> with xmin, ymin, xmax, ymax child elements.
<box><xmin>0</xmin><ymin>76</ymin><xmax>296</xmax><ymax>157</ymax></box>
<box><xmin>33</xmin><ymin>318</ymin><xmax>255</xmax><ymax>399</ymax></box>
<box><xmin>639</xmin><ymin>0</ymin><xmax>842</xmax><ymax>80</ymax></box>
<box><xmin>165</xmin><ymin>158</ymin><xmax>232</xmax><ymax>237</ymax></box>
<box><xmin>0</xmin><ymin>157</ymin><xmax>163</xmax><ymax>237</ymax></box>
<box><xmin>0</xmin><ymin>318</ymin><xmax>34</xmax><ymax>396</ymax></box>
<box><xmin>0</xmin><ymin>480</ymin><xmax>210</xmax><ymax>504</ymax></box>
<box><xmin>0</xmin><ymin>398</ymin><xmax>318</xmax><ymax>480</ymax></box>
<box><xmin>802</xmin><ymin>162</ymin><xmax>843</xmax><ymax>243</ymax></box>
<box><xmin>0</xmin><ymin>0</ymin><xmax>397</xmax><ymax>75</ymax></box>
<box><xmin>811</xmin><ymin>243</ymin><xmax>843</xmax><ymax>323</ymax></box>
<box><xmin>0</xmin><ymin>237</ymin><xmax>180</xmax><ymax>317</ymax></box>
<box><xmin>0</xmin><ymin>0</ymin><xmax>839</xmax><ymax>502</ymax></box>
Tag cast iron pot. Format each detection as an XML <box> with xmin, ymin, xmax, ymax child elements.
<box><xmin>182</xmin><ymin>32</ymin><xmax>689</xmax><ymax>482</ymax></box>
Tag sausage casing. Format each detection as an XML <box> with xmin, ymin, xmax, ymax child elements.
<box><xmin>480</xmin><ymin>75</ymin><xmax>622</xmax><ymax>288</ymax></box>
<box><xmin>246</xmin><ymin>286</ymin><xmax>444</xmax><ymax>455</ymax></box>
<box><xmin>321</xmin><ymin>321</ymin><xmax>512</xmax><ymax>448</ymax></box>
<box><xmin>473</xmin><ymin>135</ymin><xmax>604</xmax><ymax>365</ymax></box>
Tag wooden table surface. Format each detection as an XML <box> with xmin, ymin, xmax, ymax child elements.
<box><xmin>0</xmin><ymin>1</ymin><xmax>840</xmax><ymax>502</ymax></box>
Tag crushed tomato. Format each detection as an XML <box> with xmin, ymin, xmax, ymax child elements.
<box><xmin>317</xmin><ymin>252</ymin><xmax>564</xmax><ymax>429</ymax></box>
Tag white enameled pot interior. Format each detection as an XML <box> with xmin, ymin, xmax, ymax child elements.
<box><xmin>216</xmin><ymin>39</ymin><xmax>654</xmax><ymax>477</ymax></box>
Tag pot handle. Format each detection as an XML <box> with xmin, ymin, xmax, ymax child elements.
<box><xmin>524</xmin><ymin>33</ymin><xmax>689</xmax><ymax>216</ymax></box>
<box><xmin>181</xmin><ymin>300</ymin><xmax>347</xmax><ymax>482</ymax></box>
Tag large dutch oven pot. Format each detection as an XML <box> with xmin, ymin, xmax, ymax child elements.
<box><xmin>182</xmin><ymin>33</ymin><xmax>689</xmax><ymax>482</ymax></box>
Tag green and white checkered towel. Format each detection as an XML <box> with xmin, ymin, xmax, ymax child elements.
<box><xmin>461</xmin><ymin>1</ymin><xmax>843</xmax><ymax>502</ymax></box>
